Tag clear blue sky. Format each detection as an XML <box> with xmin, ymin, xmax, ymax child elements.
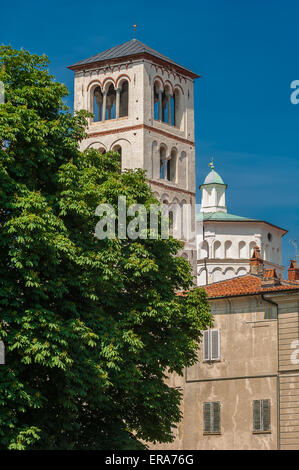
<box><xmin>2</xmin><ymin>0</ymin><xmax>299</xmax><ymax>269</ymax></box>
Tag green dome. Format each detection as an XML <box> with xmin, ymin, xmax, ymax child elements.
<box><xmin>203</xmin><ymin>169</ymin><xmax>225</xmax><ymax>185</ymax></box>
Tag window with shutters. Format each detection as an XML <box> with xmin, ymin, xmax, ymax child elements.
<box><xmin>253</xmin><ymin>399</ymin><xmax>271</xmax><ymax>433</ymax></box>
<box><xmin>203</xmin><ymin>329</ymin><xmax>220</xmax><ymax>361</ymax></box>
<box><xmin>203</xmin><ymin>402</ymin><xmax>221</xmax><ymax>434</ymax></box>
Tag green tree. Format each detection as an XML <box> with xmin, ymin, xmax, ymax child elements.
<box><xmin>0</xmin><ymin>46</ymin><xmax>212</xmax><ymax>450</ymax></box>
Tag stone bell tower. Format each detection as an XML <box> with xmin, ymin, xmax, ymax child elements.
<box><xmin>68</xmin><ymin>39</ymin><xmax>199</xmax><ymax>269</ymax></box>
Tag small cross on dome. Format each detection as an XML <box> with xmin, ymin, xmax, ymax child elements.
<box><xmin>208</xmin><ymin>158</ymin><xmax>215</xmax><ymax>171</ymax></box>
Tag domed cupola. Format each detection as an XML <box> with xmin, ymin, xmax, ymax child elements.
<box><xmin>200</xmin><ymin>160</ymin><xmax>227</xmax><ymax>213</ymax></box>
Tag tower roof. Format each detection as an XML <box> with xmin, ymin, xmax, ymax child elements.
<box><xmin>68</xmin><ymin>39</ymin><xmax>199</xmax><ymax>78</ymax></box>
<box><xmin>202</xmin><ymin>169</ymin><xmax>225</xmax><ymax>185</ymax></box>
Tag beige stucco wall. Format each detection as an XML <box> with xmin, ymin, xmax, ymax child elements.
<box><xmin>150</xmin><ymin>295</ymin><xmax>279</xmax><ymax>450</ymax></box>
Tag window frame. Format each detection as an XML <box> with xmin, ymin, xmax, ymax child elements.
<box><xmin>253</xmin><ymin>399</ymin><xmax>271</xmax><ymax>433</ymax></box>
<box><xmin>203</xmin><ymin>401</ymin><xmax>221</xmax><ymax>435</ymax></box>
<box><xmin>203</xmin><ymin>329</ymin><xmax>221</xmax><ymax>362</ymax></box>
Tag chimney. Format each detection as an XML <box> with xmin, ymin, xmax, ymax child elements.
<box><xmin>261</xmin><ymin>268</ymin><xmax>281</xmax><ymax>287</ymax></box>
<box><xmin>249</xmin><ymin>245</ymin><xmax>264</xmax><ymax>276</ymax></box>
<box><xmin>288</xmin><ymin>260</ymin><xmax>299</xmax><ymax>282</ymax></box>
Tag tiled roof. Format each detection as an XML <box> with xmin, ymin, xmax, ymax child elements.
<box><xmin>68</xmin><ymin>39</ymin><xmax>198</xmax><ymax>76</ymax></box>
<box><xmin>196</xmin><ymin>212</ymin><xmax>256</xmax><ymax>222</ymax></box>
<box><xmin>196</xmin><ymin>212</ymin><xmax>287</xmax><ymax>233</ymax></box>
<box><xmin>202</xmin><ymin>274</ymin><xmax>299</xmax><ymax>299</ymax></box>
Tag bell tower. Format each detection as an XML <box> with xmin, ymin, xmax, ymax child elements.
<box><xmin>68</xmin><ymin>39</ymin><xmax>199</xmax><ymax>268</ymax></box>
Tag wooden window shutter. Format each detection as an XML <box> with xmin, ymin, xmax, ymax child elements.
<box><xmin>203</xmin><ymin>330</ymin><xmax>210</xmax><ymax>361</ymax></box>
<box><xmin>262</xmin><ymin>400</ymin><xmax>271</xmax><ymax>431</ymax></box>
<box><xmin>203</xmin><ymin>402</ymin><xmax>211</xmax><ymax>433</ymax></box>
<box><xmin>211</xmin><ymin>330</ymin><xmax>220</xmax><ymax>361</ymax></box>
<box><xmin>253</xmin><ymin>400</ymin><xmax>262</xmax><ymax>431</ymax></box>
<box><xmin>213</xmin><ymin>402</ymin><xmax>221</xmax><ymax>432</ymax></box>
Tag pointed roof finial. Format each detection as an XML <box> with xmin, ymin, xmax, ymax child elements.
<box><xmin>208</xmin><ymin>157</ymin><xmax>214</xmax><ymax>171</ymax></box>
<box><xmin>132</xmin><ymin>23</ymin><xmax>138</xmax><ymax>38</ymax></box>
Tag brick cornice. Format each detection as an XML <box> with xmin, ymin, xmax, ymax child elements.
<box><xmin>149</xmin><ymin>179</ymin><xmax>195</xmax><ymax>197</ymax></box>
<box><xmin>87</xmin><ymin>123</ymin><xmax>195</xmax><ymax>146</ymax></box>
<box><xmin>68</xmin><ymin>52</ymin><xmax>199</xmax><ymax>80</ymax></box>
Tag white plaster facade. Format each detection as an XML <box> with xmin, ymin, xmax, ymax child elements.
<box><xmin>197</xmin><ymin>167</ymin><xmax>287</xmax><ymax>286</ymax></box>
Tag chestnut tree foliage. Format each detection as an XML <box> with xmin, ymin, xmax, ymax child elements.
<box><xmin>0</xmin><ymin>47</ymin><xmax>212</xmax><ymax>450</ymax></box>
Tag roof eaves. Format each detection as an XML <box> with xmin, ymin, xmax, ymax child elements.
<box><xmin>207</xmin><ymin>285</ymin><xmax>299</xmax><ymax>300</ymax></box>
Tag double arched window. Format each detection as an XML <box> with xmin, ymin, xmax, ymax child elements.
<box><xmin>91</xmin><ymin>79</ymin><xmax>129</xmax><ymax>122</ymax></box>
<box><xmin>159</xmin><ymin>145</ymin><xmax>177</xmax><ymax>182</ymax></box>
<box><xmin>153</xmin><ymin>80</ymin><xmax>183</xmax><ymax>128</ymax></box>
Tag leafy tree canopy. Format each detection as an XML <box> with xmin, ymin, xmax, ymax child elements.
<box><xmin>0</xmin><ymin>46</ymin><xmax>212</xmax><ymax>450</ymax></box>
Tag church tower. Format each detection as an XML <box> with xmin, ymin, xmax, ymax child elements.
<box><xmin>68</xmin><ymin>39</ymin><xmax>199</xmax><ymax>267</ymax></box>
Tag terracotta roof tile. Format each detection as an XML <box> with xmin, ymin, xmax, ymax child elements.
<box><xmin>201</xmin><ymin>274</ymin><xmax>299</xmax><ymax>299</ymax></box>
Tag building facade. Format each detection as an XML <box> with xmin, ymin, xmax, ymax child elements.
<box><xmin>153</xmin><ymin>253</ymin><xmax>299</xmax><ymax>450</ymax></box>
<box><xmin>197</xmin><ymin>165</ymin><xmax>287</xmax><ymax>285</ymax></box>
<box><xmin>69</xmin><ymin>39</ymin><xmax>199</xmax><ymax>265</ymax></box>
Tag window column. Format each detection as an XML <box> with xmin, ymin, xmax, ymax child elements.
<box><xmin>102</xmin><ymin>90</ymin><xmax>107</xmax><ymax>121</ymax></box>
<box><xmin>158</xmin><ymin>90</ymin><xmax>163</xmax><ymax>121</ymax></box>
<box><xmin>167</xmin><ymin>93</ymin><xmax>172</xmax><ymax>125</ymax></box>
<box><xmin>116</xmin><ymin>88</ymin><xmax>121</xmax><ymax>118</ymax></box>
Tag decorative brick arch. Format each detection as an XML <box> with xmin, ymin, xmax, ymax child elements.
<box><xmin>153</xmin><ymin>75</ymin><xmax>164</xmax><ymax>91</ymax></box>
<box><xmin>102</xmin><ymin>76</ymin><xmax>116</xmax><ymax>90</ymax></box>
<box><xmin>173</xmin><ymin>84</ymin><xmax>184</xmax><ymax>95</ymax></box>
<box><xmin>116</xmin><ymin>74</ymin><xmax>131</xmax><ymax>87</ymax></box>
<box><xmin>164</xmin><ymin>80</ymin><xmax>174</xmax><ymax>94</ymax></box>
<box><xmin>87</xmin><ymin>79</ymin><xmax>102</xmax><ymax>92</ymax></box>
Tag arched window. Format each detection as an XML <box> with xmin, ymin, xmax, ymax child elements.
<box><xmin>174</xmin><ymin>88</ymin><xmax>182</xmax><ymax>128</ymax></box>
<box><xmin>160</xmin><ymin>146</ymin><xmax>167</xmax><ymax>179</ymax></box>
<box><xmin>93</xmin><ymin>86</ymin><xmax>103</xmax><ymax>122</ymax></box>
<box><xmin>98</xmin><ymin>147</ymin><xmax>106</xmax><ymax>154</ymax></box>
<box><xmin>106</xmin><ymin>84</ymin><xmax>116</xmax><ymax>120</ymax></box>
<box><xmin>225</xmin><ymin>240</ymin><xmax>232</xmax><ymax>258</ymax></box>
<box><xmin>154</xmin><ymin>81</ymin><xmax>162</xmax><ymax>121</ymax></box>
<box><xmin>199</xmin><ymin>240</ymin><xmax>209</xmax><ymax>259</ymax></box>
<box><xmin>214</xmin><ymin>241</ymin><xmax>221</xmax><ymax>258</ymax></box>
<box><xmin>161</xmin><ymin>85</ymin><xmax>173</xmax><ymax>125</ymax></box>
<box><xmin>119</xmin><ymin>80</ymin><xmax>129</xmax><ymax>117</ymax></box>
<box><xmin>239</xmin><ymin>241</ymin><xmax>246</xmax><ymax>258</ymax></box>
<box><xmin>168</xmin><ymin>148</ymin><xmax>177</xmax><ymax>182</ymax></box>
<box><xmin>162</xmin><ymin>90</ymin><xmax>168</xmax><ymax>123</ymax></box>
